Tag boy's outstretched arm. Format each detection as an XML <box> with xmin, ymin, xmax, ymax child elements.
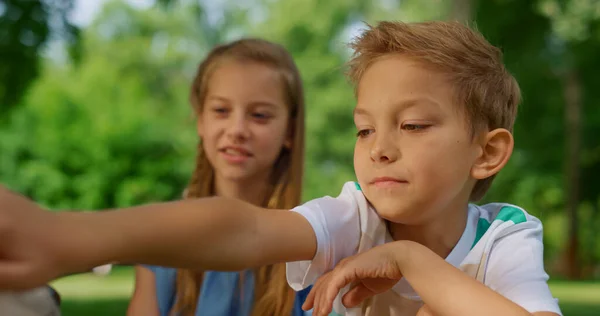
<box><xmin>0</xmin><ymin>186</ymin><xmax>316</xmax><ymax>290</ymax></box>
<box><xmin>305</xmin><ymin>241</ymin><xmax>560</xmax><ymax>316</ymax></box>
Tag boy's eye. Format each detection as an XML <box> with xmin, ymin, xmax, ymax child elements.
<box><xmin>356</xmin><ymin>129</ymin><xmax>374</xmax><ymax>138</ymax></box>
<box><xmin>402</xmin><ymin>124</ymin><xmax>430</xmax><ymax>131</ymax></box>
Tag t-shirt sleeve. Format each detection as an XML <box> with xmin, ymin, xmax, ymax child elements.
<box><xmin>286</xmin><ymin>182</ymin><xmax>362</xmax><ymax>291</ymax></box>
<box><xmin>485</xmin><ymin>220</ymin><xmax>562</xmax><ymax>315</ymax></box>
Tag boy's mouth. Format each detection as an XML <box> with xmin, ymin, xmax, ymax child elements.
<box><xmin>370</xmin><ymin>177</ymin><xmax>408</xmax><ymax>187</ymax></box>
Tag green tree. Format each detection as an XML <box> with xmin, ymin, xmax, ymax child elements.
<box><xmin>472</xmin><ymin>0</ymin><xmax>600</xmax><ymax>278</ymax></box>
<box><xmin>0</xmin><ymin>0</ymin><xmax>78</xmax><ymax>114</ymax></box>
<box><xmin>0</xmin><ymin>0</ymin><xmax>230</xmax><ymax>209</ymax></box>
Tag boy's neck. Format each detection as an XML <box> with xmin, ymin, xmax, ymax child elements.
<box><xmin>388</xmin><ymin>200</ymin><xmax>469</xmax><ymax>259</ymax></box>
<box><xmin>214</xmin><ymin>174</ymin><xmax>271</xmax><ymax>206</ymax></box>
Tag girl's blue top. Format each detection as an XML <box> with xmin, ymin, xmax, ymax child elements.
<box><xmin>147</xmin><ymin>266</ymin><xmax>312</xmax><ymax>316</ymax></box>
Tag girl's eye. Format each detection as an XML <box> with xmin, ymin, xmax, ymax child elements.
<box><xmin>252</xmin><ymin>112</ymin><xmax>271</xmax><ymax>120</ymax></box>
<box><xmin>356</xmin><ymin>129</ymin><xmax>374</xmax><ymax>138</ymax></box>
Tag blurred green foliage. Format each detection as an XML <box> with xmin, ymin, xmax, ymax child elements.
<box><xmin>0</xmin><ymin>0</ymin><xmax>79</xmax><ymax>115</ymax></box>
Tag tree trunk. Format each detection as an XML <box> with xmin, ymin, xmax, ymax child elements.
<box><xmin>563</xmin><ymin>69</ymin><xmax>582</xmax><ymax>279</ymax></box>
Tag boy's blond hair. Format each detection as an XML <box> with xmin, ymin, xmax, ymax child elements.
<box><xmin>347</xmin><ymin>21</ymin><xmax>521</xmax><ymax>201</ymax></box>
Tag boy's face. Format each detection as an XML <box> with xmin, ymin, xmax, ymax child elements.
<box><xmin>353</xmin><ymin>56</ymin><xmax>480</xmax><ymax>224</ymax></box>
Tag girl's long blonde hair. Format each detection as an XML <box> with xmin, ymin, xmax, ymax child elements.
<box><xmin>171</xmin><ymin>38</ymin><xmax>305</xmax><ymax>316</ymax></box>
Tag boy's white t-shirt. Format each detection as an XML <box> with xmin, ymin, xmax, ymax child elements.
<box><xmin>286</xmin><ymin>182</ymin><xmax>562</xmax><ymax>316</ymax></box>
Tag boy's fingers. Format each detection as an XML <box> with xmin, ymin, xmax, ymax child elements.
<box><xmin>317</xmin><ymin>273</ymin><xmax>349</xmax><ymax>316</ymax></box>
<box><xmin>302</xmin><ymin>284</ymin><xmax>317</xmax><ymax>310</ymax></box>
<box><xmin>342</xmin><ymin>284</ymin><xmax>372</xmax><ymax>308</ymax></box>
<box><xmin>316</xmin><ymin>279</ymin><xmax>333</xmax><ymax>316</ymax></box>
<box><xmin>301</xmin><ymin>294</ymin><xmax>314</xmax><ymax>310</ymax></box>
<box><xmin>416</xmin><ymin>304</ymin><xmax>434</xmax><ymax>316</ymax></box>
<box><xmin>305</xmin><ymin>273</ymin><xmax>329</xmax><ymax>312</ymax></box>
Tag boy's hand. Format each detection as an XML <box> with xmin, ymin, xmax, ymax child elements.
<box><xmin>0</xmin><ymin>185</ymin><xmax>64</xmax><ymax>290</ymax></box>
<box><xmin>416</xmin><ymin>304</ymin><xmax>434</xmax><ymax>316</ymax></box>
<box><xmin>302</xmin><ymin>243</ymin><xmax>404</xmax><ymax>316</ymax></box>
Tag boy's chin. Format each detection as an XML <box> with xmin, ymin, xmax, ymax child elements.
<box><xmin>372</xmin><ymin>201</ymin><xmax>416</xmax><ymax>224</ymax></box>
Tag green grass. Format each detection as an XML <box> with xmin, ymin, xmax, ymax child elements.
<box><xmin>549</xmin><ymin>280</ymin><xmax>600</xmax><ymax>316</ymax></box>
<box><xmin>51</xmin><ymin>267</ymin><xmax>599</xmax><ymax>316</ymax></box>
<box><xmin>51</xmin><ymin>266</ymin><xmax>134</xmax><ymax>316</ymax></box>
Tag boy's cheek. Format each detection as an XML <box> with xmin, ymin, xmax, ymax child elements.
<box><xmin>353</xmin><ymin>155</ymin><xmax>371</xmax><ymax>178</ymax></box>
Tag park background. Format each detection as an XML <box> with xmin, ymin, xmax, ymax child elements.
<box><xmin>1</xmin><ymin>0</ymin><xmax>599</xmax><ymax>315</ymax></box>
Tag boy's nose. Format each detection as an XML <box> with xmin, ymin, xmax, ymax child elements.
<box><xmin>370</xmin><ymin>135</ymin><xmax>398</xmax><ymax>163</ymax></box>
<box><xmin>370</xmin><ymin>147</ymin><xmax>395</xmax><ymax>163</ymax></box>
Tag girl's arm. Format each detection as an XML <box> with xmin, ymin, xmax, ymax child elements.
<box><xmin>127</xmin><ymin>266</ymin><xmax>160</xmax><ymax>316</ymax></box>
<box><xmin>0</xmin><ymin>187</ymin><xmax>316</xmax><ymax>290</ymax></box>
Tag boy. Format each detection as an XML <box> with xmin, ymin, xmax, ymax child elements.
<box><xmin>0</xmin><ymin>21</ymin><xmax>561</xmax><ymax>316</ymax></box>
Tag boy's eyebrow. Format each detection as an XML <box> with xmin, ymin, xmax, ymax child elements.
<box><xmin>394</xmin><ymin>98</ymin><xmax>442</xmax><ymax>111</ymax></box>
<box><xmin>353</xmin><ymin>107</ymin><xmax>370</xmax><ymax>117</ymax></box>
<box><xmin>353</xmin><ymin>97</ymin><xmax>441</xmax><ymax>116</ymax></box>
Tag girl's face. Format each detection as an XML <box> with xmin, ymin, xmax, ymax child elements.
<box><xmin>197</xmin><ymin>60</ymin><xmax>291</xmax><ymax>184</ymax></box>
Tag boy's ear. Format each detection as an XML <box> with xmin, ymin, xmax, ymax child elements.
<box><xmin>471</xmin><ymin>128</ymin><xmax>513</xmax><ymax>180</ymax></box>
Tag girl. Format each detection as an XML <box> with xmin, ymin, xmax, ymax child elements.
<box><xmin>125</xmin><ymin>38</ymin><xmax>308</xmax><ymax>316</ymax></box>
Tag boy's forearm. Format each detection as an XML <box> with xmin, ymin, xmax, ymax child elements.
<box><xmin>392</xmin><ymin>241</ymin><xmax>533</xmax><ymax>316</ymax></box>
<box><xmin>54</xmin><ymin>197</ymin><xmax>315</xmax><ymax>274</ymax></box>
